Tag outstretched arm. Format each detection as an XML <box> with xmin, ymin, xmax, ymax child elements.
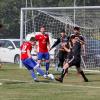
<box><xmin>50</xmin><ymin>38</ymin><xmax>60</xmax><ymax>51</ymax></box>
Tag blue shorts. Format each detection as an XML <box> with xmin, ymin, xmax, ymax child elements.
<box><xmin>37</xmin><ymin>52</ymin><xmax>50</xmax><ymax>60</ymax></box>
<box><xmin>22</xmin><ymin>58</ymin><xmax>37</xmax><ymax>70</ymax></box>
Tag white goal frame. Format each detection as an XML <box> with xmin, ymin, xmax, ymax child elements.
<box><xmin>20</xmin><ymin>6</ymin><xmax>100</xmax><ymax>70</ymax></box>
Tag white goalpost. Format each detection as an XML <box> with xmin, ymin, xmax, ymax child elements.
<box><xmin>20</xmin><ymin>6</ymin><xmax>100</xmax><ymax>71</ymax></box>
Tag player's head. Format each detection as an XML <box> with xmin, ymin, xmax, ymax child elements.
<box><xmin>60</xmin><ymin>29</ymin><xmax>66</xmax><ymax>37</ymax></box>
<box><xmin>40</xmin><ymin>25</ymin><xmax>46</xmax><ymax>34</ymax></box>
<box><xmin>73</xmin><ymin>26</ymin><xmax>80</xmax><ymax>35</ymax></box>
<box><xmin>30</xmin><ymin>37</ymin><xmax>36</xmax><ymax>45</ymax></box>
<box><xmin>70</xmin><ymin>35</ymin><xmax>77</xmax><ymax>44</ymax></box>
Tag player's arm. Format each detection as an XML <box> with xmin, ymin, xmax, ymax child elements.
<box><xmin>47</xmin><ymin>37</ymin><xmax>50</xmax><ymax>51</ymax></box>
<box><xmin>27</xmin><ymin>49</ymin><xmax>32</xmax><ymax>58</ymax></box>
<box><xmin>82</xmin><ymin>44</ymin><xmax>86</xmax><ymax>56</ymax></box>
<box><xmin>27</xmin><ymin>44</ymin><xmax>32</xmax><ymax>58</ymax></box>
<box><xmin>47</xmin><ymin>41</ymin><xmax>50</xmax><ymax>51</ymax></box>
<box><xmin>76</xmin><ymin>36</ymin><xmax>85</xmax><ymax>45</ymax></box>
<box><xmin>62</xmin><ymin>43</ymin><xmax>70</xmax><ymax>52</ymax></box>
<box><xmin>49</xmin><ymin>38</ymin><xmax>60</xmax><ymax>51</ymax></box>
<box><xmin>79</xmin><ymin>39</ymin><xmax>85</xmax><ymax>45</ymax></box>
<box><xmin>35</xmin><ymin>34</ymin><xmax>39</xmax><ymax>41</ymax></box>
<box><xmin>76</xmin><ymin>36</ymin><xmax>86</xmax><ymax>56</ymax></box>
<box><xmin>80</xmin><ymin>36</ymin><xmax>86</xmax><ymax>56</ymax></box>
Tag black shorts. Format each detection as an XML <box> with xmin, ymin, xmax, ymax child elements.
<box><xmin>58</xmin><ymin>50</ymin><xmax>67</xmax><ymax>61</ymax></box>
<box><xmin>69</xmin><ymin>59</ymin><xmax>80</xmax><ymax>68</ymax></box>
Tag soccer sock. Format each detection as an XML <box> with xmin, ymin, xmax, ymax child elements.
<box><xmin>30</xmin><ymin>71</ymin><xmax>37</xmax><ymax>80</ymax></box>
<box><xmin>45</xmin><ymin>62</ymin><xmax>50</xmax><ymax>72</ymax></box>
<box><xmin>61</xmin><ymin>68</ymin><xmax>68</xmax><ymax>80</ymax></box>
<box><xmin>36</xmin><ymin>68</ymin><xmax>45</xmax><ymax>76</ymax></box>
<box><xmin>79</xmin><ymin>71</ymin><xmax>88</xmax><ymax>81</ymax></box>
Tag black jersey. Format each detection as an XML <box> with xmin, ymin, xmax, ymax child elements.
<box><xmin>70</xmin><ymin>34</ymin><xmax>85</xmax><ymax>42</ymax></box>
<box><xmin>51</xmin><ymin>35</ymin><xmax>68</xmax><ymax>49</ymax></box>
<box><xmin>67</xmin><ymin>42</ymin><xmax>81</xmax><ymax>61</ymax></box>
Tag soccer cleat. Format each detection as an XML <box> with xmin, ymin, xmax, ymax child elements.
<box><xmin>36</xmin><ymin>72</ymin><xmax>40</xmax><ymax>75</ymax></box>
<box><xmin>55</xmin><ymin>77</ymin><xmax>63</xmax><ymax>83</ymax></box>
<box><xmin>84</xmin><ymin>78</ymin><xmax>89</xmax><ymax>82</ymax></box>
<box><xmin>34</xmin><ymin>79</ymin><xmax>39</xmax><ymax>82</ymax></box>
<box><xmin>43</xmin><ymin>74</ymin><xmax>48</xmax><ymax>79</ymax></box>
<box><xmin>45</xmin><ymin>71</ymin><xmax>49</xmax><ymax>75</ymax></box>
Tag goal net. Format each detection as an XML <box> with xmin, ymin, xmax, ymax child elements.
<box><xmin>20</xmin><ymin>6</ymin><xmax>100</xmax><ymax>70</ymax></box>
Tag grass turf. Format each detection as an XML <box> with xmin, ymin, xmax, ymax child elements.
<box><xmin>0</xmin><ymin>63</ymin><xmax>100</xmax><ymax>100</ymax></box>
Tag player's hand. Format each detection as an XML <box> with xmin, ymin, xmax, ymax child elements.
<box><xmin>49</xmin><ymin>48</ymin><xmax>52</xmax><ymax>51</ymax></box>
<box><xmin>61</xmin><ymin>43</ymin><xmax>66</xmax><ymax>48</ymax></box>
<box><xmin>75</xmin><ymin>37</ymin><xmax>80</xmax><ymax>41</ymax></box>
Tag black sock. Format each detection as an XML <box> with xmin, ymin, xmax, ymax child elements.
<box><xmin>80</xmin><ymin>71</ymin><xmax>88</xmax><ymax>81</ymax></box>
<box><xmin>60</xmin><ymin>68</ymin><xmax>68</xmax><ymax>80</ymax></box>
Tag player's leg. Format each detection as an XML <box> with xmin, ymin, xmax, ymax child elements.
<box><xmin>37</xmin><ymin>52</ymin><xmax>43</xmax><ymax>65</ymax></box>
<box><xmin>57</xmin><ymin>51</ymin><xmax>66</xmax><ymax>72</ymax></box>
<box><xmin>36</xmin><ymin>52</ymin><xmax>43</xmax><ymax>75</ymax></box>
<box><xmin>28</xmin><ymin>58</ymin><xmax>47</xmax><ymax>78</ymax></box>
<box><xmin>76</xmin><ymin>63</ymin><xmax>88</xmax><ymax>82</ymax></box>
<box><xmin>55</xmin><ymin>62</ymin><xmax>69</xmax><ymax>83</ymax></box>
<box><xmin>29</xmin><ymin>70</ymin><xmax>38</xmax><ymax>81</ymax></box>
<box><xmin>58</xmin><ymin>51</ymin><xmax>65</xmax><ymax>68</ymax></box>
<box><xmin>22</xmin><ymin>59</ymin><xmax>38</xmax><ymax>81</ymax></box>
<box><xmin>44</xmin><ymin>52</ymin><xmax>50</xmax><ymax>75</ymax></box>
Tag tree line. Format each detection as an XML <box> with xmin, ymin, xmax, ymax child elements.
<box><xmin>0</xmin><ymin>0</ymin><xmax>100</xmax><ymax>38</ymax></box>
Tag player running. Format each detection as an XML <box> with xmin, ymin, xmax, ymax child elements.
<box><xmin>20</xmin><ymin>37</ymin><xmax>47</xmax><ymax>82</ymax></box>
<box><xmin>55</xmin><ymin>35</ymin><xmax>88</xmax><ymax>83</ymax></box>
<box><xmin>35</xmin><ymin>26</ymin><xmax>50</xmax><ymax>75</ymax></box>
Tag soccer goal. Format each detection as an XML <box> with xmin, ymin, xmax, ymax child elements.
<box><xmin>20</xmin><ymin>6</ymin><xmax>100</xmax><ymax>71</ymax></box>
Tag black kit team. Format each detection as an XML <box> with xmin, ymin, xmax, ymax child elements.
<box><xmin>55</xmin><ymin>35</ymin><xmax>88</xmax><ymax>83</ymax></box>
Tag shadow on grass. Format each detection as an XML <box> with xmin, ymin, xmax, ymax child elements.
<box><xmin>4</xmin><ymin>79</ymin><xmax>54</xmax><ymax>85</ymax></box>
<box><xmin>5</xmin><ymin>81</ymin><xmax>27</xmax><ymax>85</ymax></box>
<box><xmin>37</xmin><ymin>80</ymin><xmax>54</xmax><ymax>83</ymax></box>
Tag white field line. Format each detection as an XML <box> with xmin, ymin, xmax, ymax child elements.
<box><xmin>0</xmin><ymin>78</ymin><xmax>100</xmax><ymax>89</ymax></box>
<box><xmin>69</xmin><ymin>68</ymin><xmax>100</xmax><ymax>73</ymax></box>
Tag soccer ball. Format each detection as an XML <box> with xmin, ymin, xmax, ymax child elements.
<box><xmin>48</xmin><ymin>74</ymin><xmax>55</xmax><ymax>80</ymax></box>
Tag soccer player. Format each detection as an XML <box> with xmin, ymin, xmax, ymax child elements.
<box><xmin>70</xmin><ymin>27</ymin><xmax>86</xmax><ymax>56</ymax></box>
<box><xmin>35</xmin><ymin>26</ymin><xmax>50</xmax><ymax>75</ymax></box>
<box><xmin>50</xmin><ymin>30</ymin><xmax>69</xmax><ymax>70</ymax></box>
<box><xmin>20</xmin><ymin>37</ymin><xmax>47</xmax><ymax>82</ymax></box>
<box><xmin>55</xmin><ymin>35</ymin><xmax>88</xmax><ymax>83</ymax></box>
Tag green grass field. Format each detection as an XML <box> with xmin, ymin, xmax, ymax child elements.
<box><xmin>0</xmin><ymin>63</ymin><xmax>100</xmax><ymax>100</ymax></box>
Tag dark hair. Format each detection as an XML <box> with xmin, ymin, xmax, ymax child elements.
<box><xmin>40</xmin><ymin>25</ymin><xmax>46</xmax><ymax>29</ymax></box>
<box><xmin>30</xmin><ymin>37</ymin><xmax>36</xmax><ymax>41</ymax></box>
<box><xmin>74</xmin><ymin>27</ymin><xmax>80</xmax><ymax>31</ymax></box>
<box><xmin>70</xmin><ymin>35</ymin><xmax>76</xmax><ymax>40</ymax></box>
<box><xmin>60</xmin><ymin>29</ymin><xmax>65</xmax><ymax>33</ymax></box>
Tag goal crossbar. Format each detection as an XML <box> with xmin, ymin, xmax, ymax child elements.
<box><xmin>21</xmin><ymin>6</ymin><xmax>100</xmax><ymax>10</ymax></box>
